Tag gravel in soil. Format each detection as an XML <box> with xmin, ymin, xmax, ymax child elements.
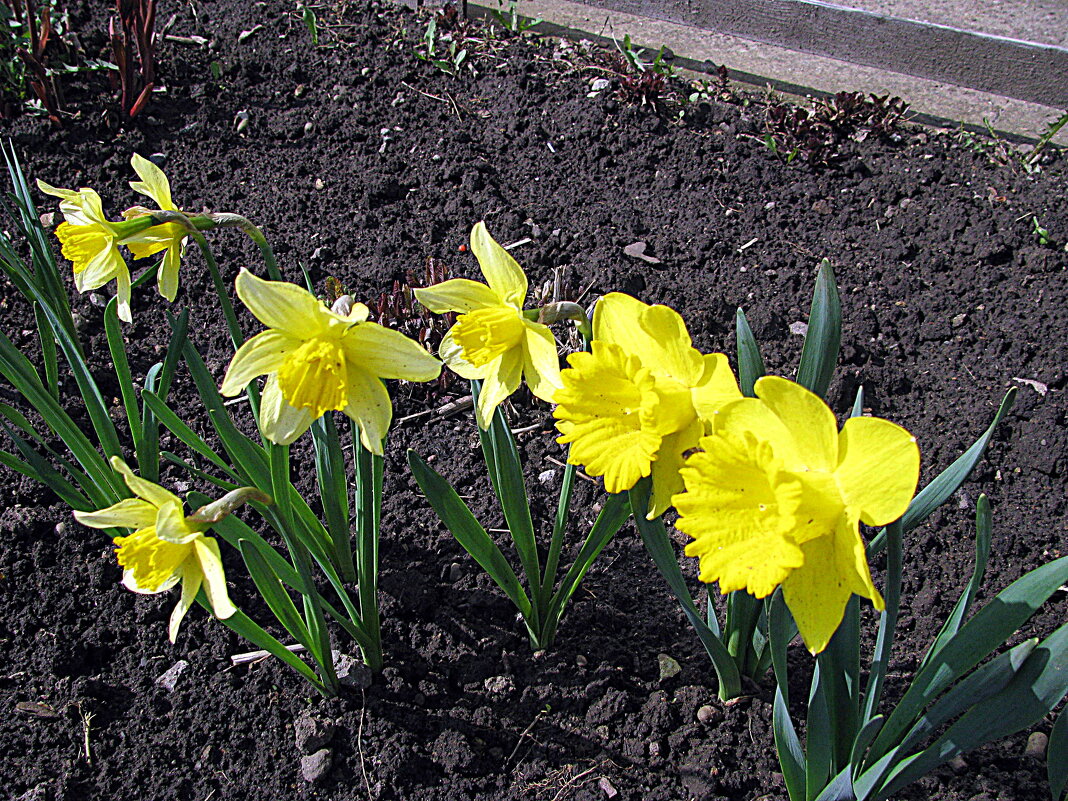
<box><xmin>2</xmin><ymin>2</ymin><xmax>1066</xmax><ymax>799</ymax></box>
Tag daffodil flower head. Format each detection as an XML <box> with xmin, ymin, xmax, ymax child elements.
<box><xmin>73</xmin><ymin>457</ymin><xmax>240</xmax><ymax>643</ymax></box>
<box><xmin>553</xmin><ymin>293</ymin><xmax>742</xmax><ymax>519</ymax></box>
<box><xmin>673</xmin><ymin>376</ymin><xmax>921</xmax><ymax>654</ymax></box>
<box><xmin>120</xmin><ymin>153</ymin><xmax>189</xmax><ymax>303</ymax></box>
<box><xmin>37</xmin><ymin>179</ymin><xmax>158</xmax><ymax>323</ymax></box>
<box><xmin>221</xmin><ymin>270</ymin><xmax>442</xmax><ymax>450</ymax></box>
<box><xmin>413</xmin><ymin>221</ymin><xmax>562</xmax><ymax>428</ymax></box>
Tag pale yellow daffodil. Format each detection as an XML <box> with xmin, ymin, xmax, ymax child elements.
<box><xmin>121</xmin><ymin>153</ymin><xmax>190</xmax><ymax>303</ymax></box>
<box><xmin>74</xmin><ymin>457</ymin><xmax>238</xmax><ymax>643</ymax></box>
<box><xmin>553</xmin><ymin>293</ymin><xmax>742</xmax><ymax>519</ymax></box>
<box><xmin>673</xmin><ymin>376</ymin><xmax>920</xmax><ymax>653</ymax></box>
<box><xmin>37</xmin><ymin>179</ymin><xmax>158</xmax><ymax>323</ymax></box>
<box><xmin>221</xmin><ymin>270</ymin><xmax>442</xmax><ymax>450</ymax></box>
<box><xmin>414</xmin><ymin>221</ymin><xmax>562</xmax><ymax>429</ymax></box>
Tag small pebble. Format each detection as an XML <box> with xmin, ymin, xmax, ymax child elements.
<box><xmin>314</xmin><ymin>178</ymin><xmax>325</xmax><ymax>190</ymax></box>
<box><xmin>657</xmin><ymin>653</ymin><xmax>681</xmax><ymax>681</ymax></box>
<box><xmin>590</xmin><ymin>78</ymin><xmax>610</xmax><ymax>92</ymax></box>
<box><xmin>294</xmin><ymin>84</ymin><xmax>306</xmax><ymax>98</ymax></box>
<box><xmin>54</xmin><ymin>521</ymin><xmax>67</xmax><ymax>535</ymax></box>
<box><xmin>789</xmin><ymin>321</ymin><xmax>808</xmax><ymax>336</ymax></box>
<box><xmin>697</xmin><ymin>704</ymin><xmax>722</xmax><ymax>724</ymax></box>
<box><xmin>448</xmin><ymin>562</ymin><xmax>462</xmax><ymax>583</ymax></box>
<box><xmin>598</xmin><ymin>777</ymin><xmax>618</xmax><ymax>798</ymax></box>
<box><xmin>300</xmin><ymin>748</ymin><xmax>332</xmax><ymax>783</ymax></box>
<box><xmin>89</xmin><ymin>293</ymin><xmax>107</xmax><ymax>308</ymax></box>
<box><xmin>155</xmin><ymin>660</ymin><xmax>189</xmax><ymax>692</ymax></box>
<box><xmin>575</xmin><ymin>654</ymin><xmax>588</xmax><ymax>667</ymax></box>
<box><xmin>303</xmin><ymin>122</ymin><xmax>315</xmax><ymax>136</ymax></box>
<box><xmin>1025</xmin><ymin>731</ymin><xmax>1048</xmax><ymax>758</ymax></box>
<box><xmin>948</xmin><ymin>755</ymin><xmax>968</xmax><ymax>774</ymax></box>
<box><xmin>537</xmin><ymin>469</ymin><xmax>556</xmax><ymax>485</ymax></box>
<box><xmin>294</xmin><ymin>712</ymin><xmax>334</xmax><ymax>755</ymax></box>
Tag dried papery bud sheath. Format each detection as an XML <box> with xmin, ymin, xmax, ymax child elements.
<box><xmin>331</xmin><ymin>294</ymin><xmax>355</xmax><ymax>317</ymax></box>
<box><xmin>538</xmin><ymin>301</ymin><xmax>593</xmax><ymax>340</ymax></box>
<box><xmin>187</xmin><ymin>487</ymin><xmax>273</xmax><ymax>527</ymax></box>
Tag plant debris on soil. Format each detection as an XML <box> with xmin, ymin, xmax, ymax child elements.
<box><xmin>2</xmin><ymin>2</ymin><xmax>1066</xmax><ymax>800</ymax></box>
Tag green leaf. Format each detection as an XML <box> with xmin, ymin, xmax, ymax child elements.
<box><xmin>353</xmin><ymin>432</ymin><xmax>382</xmax><ymax>670</ymax></box>
<box><xmin>408</xmin><ymin>448</ymin><xmax>532</xmax><ymax>618</ymax></box>
<box><xmin>735</xmin><ymin>308</ymin><xmax>766</xmax><ymax>398</ymax></box>
<box><xmin>863</xmin><ymin>520</ymin><xmax>903</xmax><ymax>725</ymax></box>
<box><xmin>239</xmin><ymin>539</ymin><xmax>313</xmax><ymax>649</ymax></box>
<box><xmin>0</xmin><ymin>419</ymin><xmax>92</xmax><ymax>510</ymax></box>
<box><xmin>879</xmin><ymin>621</ymin><xmax>1068</xmax><ymax>798</ymax></box>
<box><xmin>868</xmin><ymin>388</ymin><xmax>1015</xmax><ymax>556</ymax></box>
<box><xmin>139</xmin><ymin>309</ymin><xmax>189</xmax><ymax>482</ymax></box>
<box><xmin>478</xmin><ymin>381</ymin><xmax>542</xmax><ymax>622</ymax></box>
<box><xmin>921</xmin><ymin>494</ymin><xmax>992</xmax><ymax>669</ymax></box>
<box><xmin>104</xmin><ymin>296</ymin><xmax>142</xmax><ymax>445</ymax></box>
<box><xmin>542</xmin><ymin>491</ymin><xmax>629</xmax><ymax>643</ymax></box>
<box><xmin>629</xmin><ymin>479</ymin><xmax>742</xmax><ymax>700</ymax></box>
<box><xmin>868</xmin><ymin>555</ymin><xmax>1068</xmax><ymax>765</ymax></box>
<box><xmin>774</xmin><ymin>685</ymin><xmax>807</xmax><ymax>801</ymax></box>
<box><xmin>795</xmin><ymin>259</ymin><xmax>841</xmax><ymax>400</ymax></box>
<box><xmin>142</xmin><ymin>391</ymin><xmax>240</xmax><ymax>481</ymax></box>
<box><xmin>1049</xmin><ymin>707</ymin><xmax>1068</xmax><ymax>800</ymax></box>
<box><xmin>33</xmin><ymin>302</ymin><xmax>58</xmax><ymax>399</ymax></box>
<box><xmin>312</xmin><ymin>413</ymin><xmax>354</xmax><ymax>582</ymax></box>
<box><xmin>807</xmin><ymin>658</ymin><xmax>835</xmax><ymax>798</ymax></box>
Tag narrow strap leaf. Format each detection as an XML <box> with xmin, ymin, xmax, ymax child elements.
<box><xmin>630</xmin><ymin>478</ymin><xmax>741</xmax><ymax>700</ymax></box>
<box><xmin>863</xmin><ymin>520</ymin><xmax>903</xmax><ymax>725</ymax></box>
<box><xmin>735</xmin><ymin>308</ymin><xmax>766</xmax><ymax>398</ymax></box>
<box><xmin>408</xmin><ymin>448</ymin><xmax>532</xmax><ymax>619</ymax></box>
<box><xmin>1049</xmin><ymin>707</ymin><xmax>1068</xmax><ymax>801</ymax></box>
<box><xmin>795</xmin><ymin>259</ymin><xmax>841</xmax><ymax>400</ymax></box>
<box><xmin>239</xmin><ymin>539</ymin><xmax>314</xmax><ymax>650</ymax></box>
<box><xmin>773</xmin><ymin>685</ymin><xmax>807</xmax><ymax>801</ymax></box>
<box><xmin>104</xmin><ymin>296</ymin><xmax>142</xmax><ymax>445</ymax></box>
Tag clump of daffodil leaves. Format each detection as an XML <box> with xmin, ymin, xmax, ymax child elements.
<box><xmin>3</xmin><ymin>145</ymin><xmax>1067</xmax><ymax>801</ymax></box>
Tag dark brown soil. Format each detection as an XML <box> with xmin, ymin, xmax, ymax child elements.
<box><xmin>2</xmin><ymin>3</ymin><xmax>1066</xmax><ymax>800</ymax></box>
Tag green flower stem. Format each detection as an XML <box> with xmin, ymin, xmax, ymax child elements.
<box><xmin>269</xmin><ymin>443</ymin><xmax>339</xmax><ymax>696</ymax></box>
<box><xmin>537</xmin><ymin>458</ymin><xmax>575</xmax><ymax>640</ymax></box>
<box><xmin>353</xmin><ymin>428</ymin><xmax>383</xmax><ymax>671</ymax></box>
<box><xmin>204</xmin><ymin>212</ymin><xmax>282</xmax><ymax>281</ymax></box>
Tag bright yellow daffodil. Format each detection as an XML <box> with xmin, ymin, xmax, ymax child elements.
<box><xmin>553</xmin><ymin>293</ymin><xmax>742</xmax><ymax>519</ymax></box>
<box><xmin>673</xmin><ymin>376</ymin><xmax>920</xmax><ymax>653</ymax></box>
<box><xmin>37</xmin><ymin>179</ymin><xmax>158</xmax><ymax>323</ymax></box>
<box><xmin>74</xmin><ymin>457</ymin><xmax>237</xmax><ymax>643</ymax></box>
<box><xmin>121</xmin><ymin>153</ymin><xmax>190</xmax><ymax>303</ymax></box>
<box><xmin>414</xmin><ymin>221</ymin><xmax>562</xmax><ymax>428</ymax></box>
<box><xmin>221</xmin><ymin>270</ymin><xmax>442</xmax><ymax>449</ymax></box>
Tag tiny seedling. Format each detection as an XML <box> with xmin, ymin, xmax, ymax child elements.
<box><xmin>299</xmin><ymin>4</ymin><xmax>319</xmax><ymax>46</ymax></box>
<box><xmin>1032</xmin><ymin>216</ymin><xmax>1051</xmax><ymax>246</ymax></box>
<box><xmin>488</xmin><ymin>0</ymin><xmax>541</xmax><ymax>35</ymax></box>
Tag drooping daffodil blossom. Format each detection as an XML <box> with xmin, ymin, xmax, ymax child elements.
<box><xmin>121</xmin><ymin>153</ymin><xmax>190</xmax><ymax>303</ymax></box>
<box><xmin>37</xmin><ymin>179</ymin><xmax>159</xmax><ymax>323</ymax></box>
<box><xmin>553</xmin><ymin>293</ymin><xmax>742</xmax><ymax>519</ymax></box>
<box><xmin>221</xmin><ymin>270</ymin><xmax>442</xmax><ymax>449</ymax></box>
<box><xmin>73</xmin><ymin>457</ymin><xmax>263</xmax><ymax>643</ymax></box>
<box><xmin>414</xmin><ymin>221</ymin><xmax>562</xmax><ymax>429</ymax></box>
<box><xmin>673</xmin><ymin>376</ymin><xmax>920</xmax><ymax>654</ymax></box>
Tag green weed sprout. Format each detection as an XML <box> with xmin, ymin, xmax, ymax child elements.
<box><xmin>408</xmin><ymin>222</ymin><xmax>628</xmax><ymax>650</ymax></box>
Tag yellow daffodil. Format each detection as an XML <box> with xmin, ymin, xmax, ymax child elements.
<box><xmin>414</xmin><ymin>221</ymin><xmax>562</xmax><ymax>428</ymax></box>
<box><xmin>553</xmin><ymin>293</ymin><xmax>742</xmax><ymax>519</ymax></box>
<box><xmin>73</xmin><ymin>457</ymin><xmax>238</xmax><ymax>643</ymax></box>
<box><xmin>221</xmin><ymin>270</ymin><xmax>442</xmax><ymax>449</ymax></box>
<box><xmin>673</xmin><ymin>376</ymin><xmax>920</xmax><ymax>653</ymax></box>
<box><xmin>37</xmin><ymin>179</ymin><xmax>158</xmax><ymax>323</ymax></box>
<box><xmin>121</xmin><ymin>153</ymin><xmax>189</xmax><ymax>303</ymax></box>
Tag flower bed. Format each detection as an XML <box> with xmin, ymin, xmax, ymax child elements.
<box><xmin>2</xmin><ymin>2</ymin><xmax>1066</xmax><ymax>799</ymax></box>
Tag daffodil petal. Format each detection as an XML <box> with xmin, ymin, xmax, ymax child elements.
<box><xmin>220</xmin><ymin>330</ymin><xmax>299</xmax><ymax>396</ymax></box>
<box><xmin>129</xmin><ymin>153</ymin><xmax>175</xmax><ymax>210</ymax></box>
<box><xmin>714</xmin><ymin>397</ymin><xmax>801</xmax><ymax>467</ymax></box>
<box><xmin>195</xmin><ymin>537</ymin><xmax>236</xmax><ymax>619</ymax></box>
<box><xmin>592</xmin><ymin>293</ymin><xmax>652</xmax><ymax>353</ymax></box>
<box><xmin>234</xmin><ymin>269</ymin><xmax>326</xmax><ymax>339</ymax></box>
<box><xmin>521</xmin><ymin>321</ymin><xmax>562</xmax><ymax>403</ymax></box>
<box><xmin>637</xmin><ymin>304</ymin><xmax>705</xmax><ymax>385</ymax></box>
<box><xmin>691</xmin><ymin>353</ymin><xmax>743</xmax><ymax>419</ymax></box>
<box><xmin>125</xmin><ymin>238</ymin><xmax>169</xmax><ymax>260</ymax></box>
<box><xmin>343</xmin><ymin>322</ymin><xmax>442</xmax><ymax>381</ymax></box>
<box><xmin>341</xmin><ymin>366</ymin><xmax>392</xmax><ymax>454</ymax></box>
<box><xmin>563</xmin><ymin>417</ymin><xmax>660</xmax><ymax>493</ymax></box>
<box><xmin>440</xmin><ymin>328</ymin><xmax>489</xmax><ymax>379</ymax></box>
<box><xmin>474</xmin><ymin>348</ymin><xmax>523</xmax><ymax>428</ymax></box>
<box><xmin>647</xmin><ymin>418</ymin><xmax>703</xmax><ymax>519</ymax></box>
<box><xmin>169</xmin><ymin>562</ymin><xmax>201</xmax><ymax>643</ymax></box>
<box><xmin>110</xmin><ymin>456</ymin><xmax>181</xmax><ymax>510</ymax></box>
<box><xmin>154</xmin><ymin>500</ymin><xmax>202</xmax><ymax>545</ymax></box>
<box><xmin>676</xmin><ymin>433</ymin><xmax>805</xmax><ymax>597</ymax></box>
<box><xmin>836</xmin><ymin>416</ymin><xmax>920</xmax><ymax>526</ymax></box>
<box><xmin>157</xmin><ymin>242</ymin><xmax>182</xmax><ymax>302</ymax></box>
<box><xmin>258</xmin><ymin>374</ymin><xmax>315</xmax><ymax>445</ymax></box>
<box><xmin>755</xmin><ymin>376</ymin><xmax>839</xmax><ymax>472</ymax></box>
<box><xmin>471</xmin><ymin>221</ymin><xmax>527</xmax><ymax>307</ymax></box>
<box><xmin>414</xmin><ymin>278</ymin><xmax>501</xmax><ymax>313</ymax></box>
<box><xmin>74</xmin><ymin>498</ymin><xmax>158</xmax><ymax>530</ymax></box>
